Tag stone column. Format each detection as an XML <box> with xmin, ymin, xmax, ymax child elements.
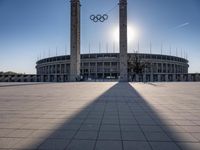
<box><xmin>150</xmin><ymin>63</ymin><xmax>153</xmax><ymax>82</ymax></box>
<box><xmin>158</xmin><ymin>74</ymin><xmax>161</xmax><ymax>82</ymax></box>
<box><xmin>156</xmin><ymin>63</ymin><xmax>158</xmax><ymax>73</ymax></box>
<box><xmin>188</xmin><ymin>74</ymin><xmax>192</xmax><ymax>81</ymax></box>
<box><xmin>143</xmin><ymin>74</ymin><xmax>146</xmax><ymax>82</ymax></box>
<box><xmin>150</xmin><ymin>74</ymin><xmax>154</xmax><ymax>82</ymax></box>
<box><xmin>180</xmin><ymin>74</ymin><xmax>184</xmax><ymax>81</ymax></box>
<box><xmin>61</xmin><ymin>75</ymin><xmax>64</xmax><ymax>82</ymax></box>
<box><xmin>165</xmin><ymin>74</ymin><xmax>168</xmax><ymax>82</ymax></box>
<box><xmin>70</xmin><ymin>0</ymin><xmax>81</xmax><ymax>81</ymax></box>
<box><xmin>166</xmin><ymin>64</ymin><xmax>168</xmax><ymax>73</ymax></box>
<box><xmin>119</xmin><ymin>0</ymin><xmax>128</xmax><ymax>82</ymax></box>
<box><xmin>41</xmin><ymin>75</ymin><xmax>44</xmax><ymax>82</ymax></box>
<box><xmin>135</xmin><ymin>74</ymin><xmax>139</xmax><ymax>82</ymax></box>
<box><xmin>197</xmin><ymin>74</ymin><xmax>200</xmax><ymax>81</ymax></box>
<box><xmin>173</xmin><ymin>74</ymin><xmax>176</xmax><ymax>82</ymax></box>
<box><xmin>161</xmin><ymin>63</ymin><xmax>164</xmax><ymax>73</ymax></box>
<box><xmin>103</xmin><ymin>62</ymin><xmax>105</xmax><ymax>79</ymax></box>
<box><xmin>47</xmin><ymin>66</ymin><xmax>50</xmax><ymax>82</ymax></box>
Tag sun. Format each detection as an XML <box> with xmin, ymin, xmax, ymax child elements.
<box><xmin>113</xmin><ymin>25</ymin><xmax>139</xmax><ymax>43</ymax></box>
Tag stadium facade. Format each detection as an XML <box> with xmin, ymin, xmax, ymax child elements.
<box><xmin>35</xmin><ymin>53</ymin><xmax>194</xmax><ymax>82</ymax></box>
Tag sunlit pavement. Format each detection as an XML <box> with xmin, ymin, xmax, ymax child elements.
<box><xmin>0</xmin><ymin>82</ymin><xmax>200</xmax><ymax>150</ymax></box>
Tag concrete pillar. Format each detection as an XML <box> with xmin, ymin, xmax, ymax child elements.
<box><xmin>110</xmin><ymin>62</ymin><xmax>112</xmax><ymax>78</ymax></box>
<box><xmin>166</xmin><ymin>64</ymin><xmax>168</xmax><ymax>73</ymax></box>
<box><xmin>47</xmin><ymin>66</ymin><xmax>51</xmax><ymax>82</ymax></box>
<box><xmin>180</xmin><ymin>74</ymin><xmax>184</xmax><ymax>81</ymax></box>
<box><xmin>188</xmin><ymin>74</ymin><xmax>192</xmax><ymax>81</ymax></box>
<box><xmin>156</xmin><ymin>63</ymin><xmax>158</xmax><ymax>73</ymax></box>
<box><xmin>170</xmin><ymin>64</ymin><xmax>172</xmax><ymax>73</ymax></box>
<box><xmin>150</xmin><ymin>74</ymin><xmax>153</xmax><ymax>82</ymax></box>
<box><xmin>95</xmin><ymin>62</ymin><xmax>97</xmax><ymax>80</ymax></box>
<box><xmin>158</xmin><ymin>74</ymin><xmax>161</xmax><ymax>82</ymax></box>
<box><xmin>197</xmin><ymin>74</ymin><xmax>200</xmax><ymax>81</ymax></box>
<box><xmin>48</xmin><ymin>75</ymin><xmax>51</xmax><ymax>82</ymax></box>
<box><xmin>195</xmin><ymin>74</ymin><xmax>199</xmax><ymax>81</ymax></box>
<box><xmin>143</xmin><ymin>74</ymin><xmax>146</xmax><ymax>82</ymax></box>
<box><xmin>119</xmin><ymin>0</ymin><xmax>128</xmax><ymax>82</ymax></box>
<box><xmin>55</xmin><ymin>64</ymin><xmax>57</xmax><ymax>74</ymax></box>
<box><xmin>173</xmin><ymin>74</ymin><xmax>176</xmax><ymax>82</ymax></box>
<box><xmin>103</xmin><ymin>62</ymin><xmax>105</xmax><ymax>79</ymax></box>
<box><xmin>54</xmin><ymin>75</ymin><xmax>57</xmax><ymax>82</ymax></box>
<box><xmin>70</xmin><ymin>0</ymin><xmax>81</xmax><ymax>81</ymax></box>
<box><xmin>89</xmin><ymin>62</ymin><xmax>91</xmax><ymax>78</ymax></box>
<box><xmin>61</xmin><ymin>75</ymin><xmax>64</xmax><ymax>82</ymax></box>
<box><xmin>135</xmin><ymin>74</ymin><xmax>139</xmax><ymax>82</ymax></box>
<box><xmin>150</xmin><ymin>63</ymin><xmax>153</xmax><ymax>74</ymax></box>
<box><xmin>41</xmin><ymin>75</ymin><xmax>44</xmax><ymax>82</ymax></box>
<box><xmin>162</xmin><ymin>63</ymin><xmax>164</xmax><ymax>73</ymax></box>
<box><xmin>165</xmin><ymin>74</ymin><xmax>168</xmax><ymax>82</ymax></box>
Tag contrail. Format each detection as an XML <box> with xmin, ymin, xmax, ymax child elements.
<box><xmin>174</xmin><ymin>22</ymin><xmax>189</xmax><ymax>29</ymax></box>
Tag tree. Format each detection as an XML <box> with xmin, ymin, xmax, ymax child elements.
<box><xmin>128</xmin><ymin>53</ymin><xmax>149</xmax><ymax>81</ymax></box>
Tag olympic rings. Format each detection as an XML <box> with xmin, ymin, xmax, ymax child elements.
<box><xmin>90</xmin><ymin>14</ymin><xmax>109</xmax><ymax>23</ymax></box>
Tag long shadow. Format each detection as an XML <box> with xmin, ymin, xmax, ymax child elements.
<box><xmin>12</xmin><ymin>82</ymin><xmax>199</xmax><ymax>150</ymax></box>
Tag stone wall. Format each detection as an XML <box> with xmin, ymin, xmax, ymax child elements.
<box><xmin>0</xmin><ymin>73</ymin><xmax>199</xmax><ymax>82</ymax></box>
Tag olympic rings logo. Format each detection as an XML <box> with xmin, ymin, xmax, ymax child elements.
<box><xmin>90</xmin><ymin>14</ymin><xmax>108</xmax><ymax>22</ymax></box>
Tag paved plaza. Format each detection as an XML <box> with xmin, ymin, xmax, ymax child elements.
<box><xmin>0</xmin><ymin>82</ymin><xmax>200</xmax><ymax>150</ymax></box>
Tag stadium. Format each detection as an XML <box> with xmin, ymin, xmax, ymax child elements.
<box><xmin>35</xmin><ymin>53</ymin><xmax>192</xmax><ymax>82</ymax></box>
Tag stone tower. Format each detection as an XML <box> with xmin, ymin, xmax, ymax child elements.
<box><xmin>119</xmin><ymin>0</ymin><xmax>128</xmax><ymax>82</ymax></box>
<box><xmin>70</xmin><ymin>0</ymin><xmax>81</xmax><ymax>81</ymax></box>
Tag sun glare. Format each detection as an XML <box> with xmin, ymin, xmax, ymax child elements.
<box><xmin>113</xmin><ymin>25</ymin><xmax>139</xmax><ymax>43</ymax></box>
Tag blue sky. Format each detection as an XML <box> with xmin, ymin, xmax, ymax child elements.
<box><xmin>0</xmin><ymin>0</ymin><xmax>199</xmax><ymax>73</ymax></box>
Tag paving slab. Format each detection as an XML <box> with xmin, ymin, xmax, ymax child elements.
<box><xmin>0</xmin><ymin>82</ymin><xmax>200</xmax><ymax>150</ymax></box>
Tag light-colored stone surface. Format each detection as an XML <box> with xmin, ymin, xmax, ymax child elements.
<box><xmin>70</xmin><ymin>0</ymin><xmax>81</xmax><ymax>81</ymax></box>
<box><xmin>119</xmin><ymin>0</ymin><xmax>128</xmax><ymax>81</ymax></box>
<box><xmin>0</xmin><ymin>82</ymin><xmax>200</xmax><ymax>150</ymax></box>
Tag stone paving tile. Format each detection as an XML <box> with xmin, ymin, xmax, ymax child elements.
<box><xmin>120</xmin><ymin>125</ymin><xmax>141</xmax><ymax>132</ymax></box>
<box><xmin>67</xmin><ymin>140</ymin><xmax>95</xmax><ymax>150</ymax></box>
<box><xmin>161</xmin><ymin>125</ymin><xmax>187</xmax><ymax>133</ymax></box>
<box><xmin>169</xmin><ymin>133</ymin><xmax>199</xmax><ymax>142</ymax></box>
<box><xmin>79</xmin><ymin>124</ymin><xmax>99</xmax><ymax>131</ymax></box>
<box><xmin>84</xmin><ymin>119</ymin><xmax>101</xmax><ymax>124</ymax></box>
<box><xmin>30</xmin><ymin>130</ymin><xmax>53</xmax><ymax>139</ymax></box>
<box><xmin>177</xmin><ymin>142</ymin><xmax>200</xmax><ymax>150</ymax></box>
<box><xmin>0</xmin><ymin>129</ymin><xmax>14</xmax><ymax>137</ymax></box>
<box><xmin>120</xmin><ymin>119</ymin><xmax>138</xmax><ymax>125</ymax></box>
<box><xmin>74</xmin><ymin>131</ymin><xmax>98</xmax><ymax>140</ymax></box>
<box><xmin>102</xmin><ymin>118</ymin><xmax>119</xmax><ymax>125</ymax></box>
<box><xmin>95</xmin><ymin>140</ymin><xmax>123</xmax><ymax>150</ymax></box>
<box><xmin>175</xmin><ymin>120</ymin><xmax>197</xmax><ymax>126</ymax></box>
<box><xmin>100</xmin><ymin>124</ymin><xmax>120</xmax><ymax>131</ymax></box>
<box><xmin>7</xmin><ymin>129</ymin><xmax>34</xmax><ymax>138</ymax></box>
<box><xmin>141</xmin><ymin>125</ymin><xmax>164</xmax><ymax>132</ymax></box>
<box><xmin>98</xmin><ymin>131</ymin><xmax>121</xmax><ymax>140</ymax></box>
<box><xmin>150</xmin><ymin>142</ymin><xmax>181</xmax><ymax>150</ymax></box>
<box><xmin>181</xmin><ymin>126</ymin><xmax>200</xmax><ymax>133</ymax></box>
<box><xmin>12</xmin><ymin>138</ymin><xmax>42</xmax><ymax>149</ymax></box>
<box><xmin>0</xmin><ymin>138</ymin><xmax>22</xmax><ymax>148</ymax></box>
<box><xmin>50</xmin><ymin>130</ymin><xmax>76</xmax><ymax>139</ymax></box>
<box><xmin>38</xmin><ymin>139</ymin><xmax>70</xmax><ymax>150</ymax></box>
<box><xmin>144</xmin><ymin>132</ymin><xmax>172</xmax><ymax>142</ymax></box>
<box><xmin>60</xmin><ymin>124</ymin><xmax>81</xmax><ymax>131</ymax></box>
<box><xmin>191</xmin><ymin>133</ymin><xmax>200</xmax><ymax>141</ymax></box>
<box><xmin>122</xmin><ymin>131</ymin><xmax>146</xmax><ymax>141</ymax></box>
<box><xmin>123</xmin><ymin>141</ymin><xmax>152</xmax><ymax>150</ymax></box>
